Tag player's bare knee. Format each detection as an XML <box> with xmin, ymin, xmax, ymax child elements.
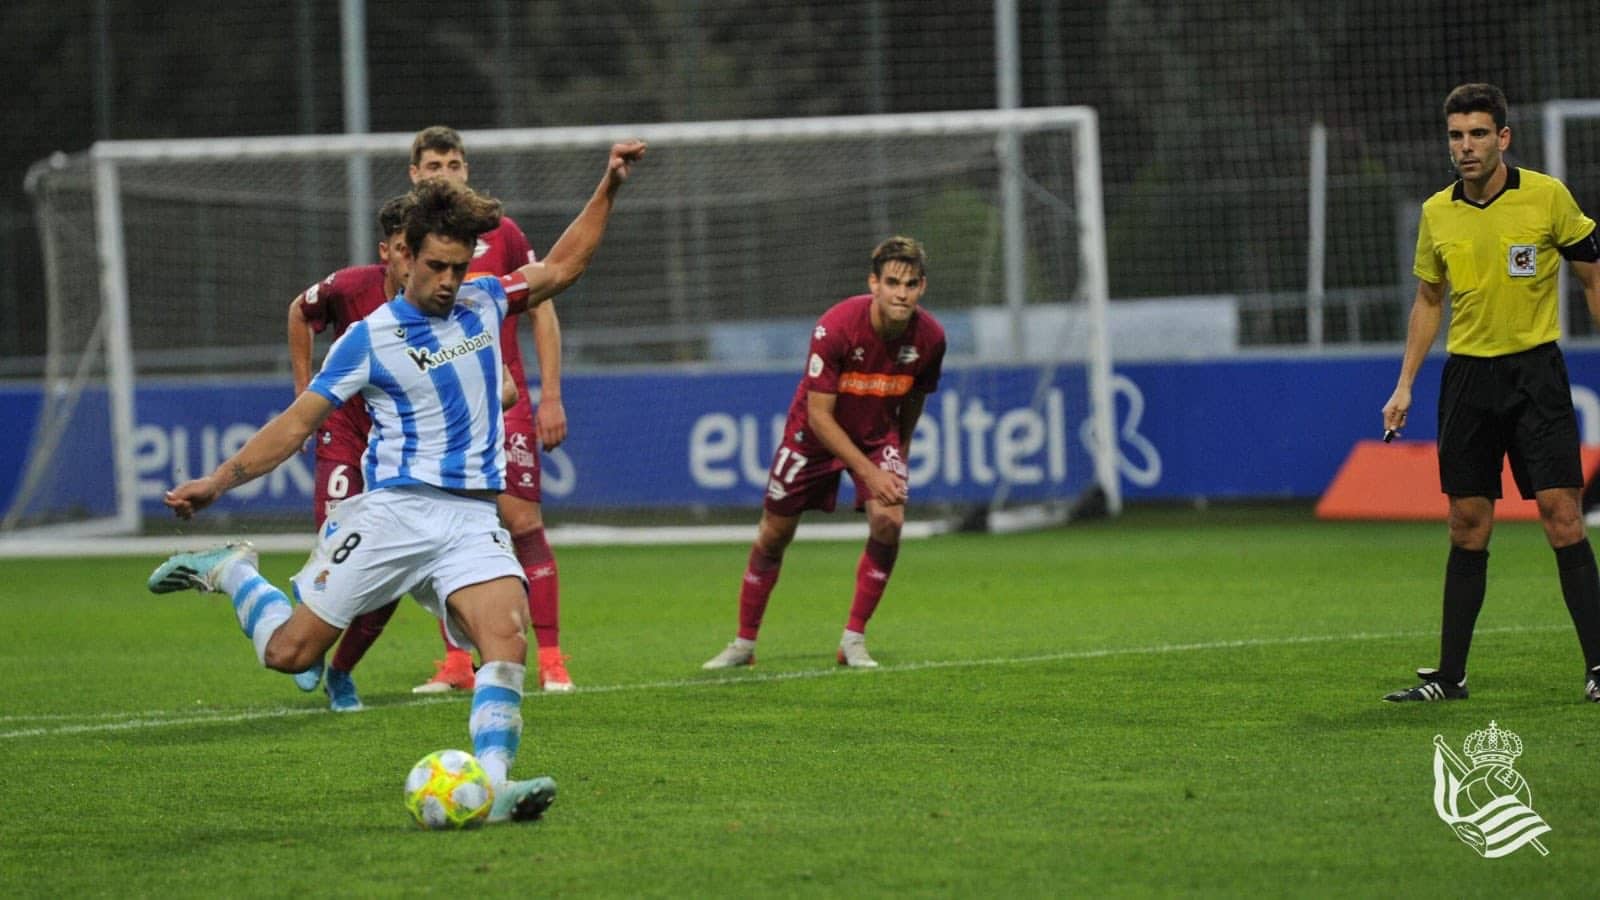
<box><xmin>1541</xmin><ymin>513</ymin><xmax>1584</xmax><ymax>547</ymax></box>
<box><xmin>262</xmin><ymin>638</ymin><xmax>312</xmax><ymax>673</ymax></box>
<box><xmin>498</xmin><ymin>496</ymin><xmax>544</xmax><ymax>536</ymax></box>
<box><xmin>476</xmin><ymin>623</ymin><xmax>527</xmax><ymax>663</ymax></box>
<box><xmin>504</xmin><ymin>511</ymin><xmax>544</xmax><ymax>539</ymax></box>
<box><xmin>867</xmin><ymin>509</ymin><xmax>903</xmax><ymax>543</ymax></box>
<box><xmin>756</xmin><ymin>515</ymin><xmax>798</xmax><ymax>556</ymax></box>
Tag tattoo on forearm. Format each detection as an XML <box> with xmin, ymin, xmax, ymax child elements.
<box><xmin>227</xmin><ymin>462</ymin><xmax>248</xmax><ymax>487</ymax></box>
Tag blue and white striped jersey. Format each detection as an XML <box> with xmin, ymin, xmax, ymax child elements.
<box><xmin>309</xmin><ymin>276</ymin><xmax>511</xmax><ymax>492</ymax></box>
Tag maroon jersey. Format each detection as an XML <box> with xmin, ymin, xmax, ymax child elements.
<box><xmin>784</xmin><ymin>294</ymin><xmax>946</xmax><ymax>456</ymax></box>
<box><xmin>296</xmin><ymin>264</ymin><xmax>390</xmax><ymax>463</ymax></box>
<box><xmin>466</xmin><ymin>215</ymin><xmax>539</xmax><ymax>429</ymax></box>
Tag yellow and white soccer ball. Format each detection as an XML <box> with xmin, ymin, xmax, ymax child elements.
<box><xmin>404</xmin><ymin>749</ymin><xmax>493</xmax><ymax>830</ymax></box>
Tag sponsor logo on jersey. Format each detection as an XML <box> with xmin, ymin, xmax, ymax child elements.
<box><xmin>897</xmin><ymin>346</ymin><xmax>920</xmax><ymax>364</ymax></box>
<box><xmin>850</xmin><ymin>347</ymin><xmax>865</xmax><ymax>361</ymax></box>
<box><xmin>404</xmin><ymin>332</ymin><xmax>495</xmax><ymax>373</ymax></box>
<box><xmin>877</xmin><ymin>444</ymin><xmax>908</xmax><ymax>478</ymax></box>
<box><xmin>474</xmin><ymin>238</ymin><xmax>490</xmax><ymax>259</ymax></box>
<box><xmin>838</xmin><ymin>371</ymin><xmax>915</xmax><ymax>397</ymax></box>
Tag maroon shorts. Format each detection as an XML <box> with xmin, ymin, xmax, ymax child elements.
<box><xmin>762</xmin><ymin>441</ymin><xmax>907</xmax><ymax>516</ymax></box>
<box><xmin>502</xmin><ymin>418</ymin><xmax>542</xmax><ymax>503</ymax></box>
<box><xmin>312</xmin><ymin>455</ymin><xmax>366</xmax><ymax>528</ymax></box>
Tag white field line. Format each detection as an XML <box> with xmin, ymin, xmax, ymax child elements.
<box><xmin>0</xmin><ymin>623</ymin><xmax>1566</xmax><ymax>741</ymax></box>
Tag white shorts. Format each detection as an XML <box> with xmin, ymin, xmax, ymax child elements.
<box><xmin>290</xmin><ymin>484</ymin><xmax>524</xmax><ymax>651</ymax></box>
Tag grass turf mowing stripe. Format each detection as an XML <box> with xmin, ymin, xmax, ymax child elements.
<box><xmin>1</xmin><ymin>622</ymin><xmax>1565</xmax><ymax>740</ymax></box>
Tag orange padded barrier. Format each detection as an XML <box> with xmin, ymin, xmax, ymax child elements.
<box><xmin>1315</xmin><ymin>441</ymin><xmax>1600</xmax><ymax>521</ymax></box>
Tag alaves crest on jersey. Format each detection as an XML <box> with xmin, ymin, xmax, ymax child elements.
<box><xmin>405</xmin><ymin>331</ymin><xmax>494</xmax><ymax>373</ymax></box>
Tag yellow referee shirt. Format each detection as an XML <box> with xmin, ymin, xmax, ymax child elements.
<box><xmin>1414</xmin><ymin>166</ymin><xmax>1597</xmax><ymax>356</ymax></box>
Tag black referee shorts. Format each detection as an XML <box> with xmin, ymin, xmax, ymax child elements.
<box><xmin>1437</xmin><ymin>342</ymin><xmax>1583</xmax><ymax>500</ymax></box>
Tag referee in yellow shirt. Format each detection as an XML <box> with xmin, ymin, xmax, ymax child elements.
<box><xmin>1383</xmin><ymin>82</ymin><xmax>1600</xmax><ymax>702</ymax></box>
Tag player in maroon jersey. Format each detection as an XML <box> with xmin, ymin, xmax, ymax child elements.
<box><xmin>400</xmin><ymin>125</ymin><xmax>576</xmax><ymax>694</ymax></box>
<box><xmin>703</xmin><ymin>236</ymin><xmax>947</xmax><ymax>670</ymax></box>
<box><xmin>283</xmin><ymin>195</ymin><xmax>410</xmax><ymax>710</ymax></box>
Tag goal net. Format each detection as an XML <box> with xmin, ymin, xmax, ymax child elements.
<box><xmin>9</xmin><ymin>108</ymin><xmax>1114</xmax><ymax>539</ymax></box>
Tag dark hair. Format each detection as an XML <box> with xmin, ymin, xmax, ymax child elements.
<box><xmin>1444</xmin><ymin>83</ymin><xmax>1508</xmax><ymax>130</ymax></box>
<box><xmin>402</xmin><ymin>177</ymin><xmax>503</xmax><ymax>258</ymax></box>
<box><xmin>871</xmin><ymin>235</ymin><xmax>928</xmax><ymax>278</ymax></box>
<box><xmin>376</xmin><ymin>194</ymin><xmax>411</xmax><ymax>238</ymax></box>
<box><xmin>410</xmin><ymin>125</ymin><xmax>466</xmax><ymax>167</ymax></box>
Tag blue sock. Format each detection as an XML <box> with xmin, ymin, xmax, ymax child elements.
<box><xmin>470</xmin><ymin>660</ymin><xmax>525</xmax><ymax>785</ymax></box>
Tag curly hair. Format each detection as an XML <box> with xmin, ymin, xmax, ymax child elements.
<box><xmin>402</xmin><ymin>177</ymin><xmax>503</xmax><ymax>257</ymax></box>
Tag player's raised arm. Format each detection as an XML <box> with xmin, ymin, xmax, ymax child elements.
<box><xmin>509</xmin><ymin>140</ymin><xmax>646</xmax><ymax>309</ymax></box>
<box><xmin>164</xmin><ymin>392</ymin><xmax>334</xmax><ymax>519</ymax></box>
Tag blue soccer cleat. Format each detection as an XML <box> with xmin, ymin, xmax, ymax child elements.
<box><xmin>488</xmin><ymin>776</ymin><xmax>557</xmax><ymax>824</ymax></box>
<box><xmin>293</xmin><ymin>659</ymin><xmax>325</xmax><ymax>693</ymax></box>
<box><xmin>324</xmin><ymin>667</ymin><xmax>363</xmax><ymax>712</ymax></box>
<box><xmin>147</xmin><ymin>542</ymin><xmax>258</xmax><ymax>594</ymax></box>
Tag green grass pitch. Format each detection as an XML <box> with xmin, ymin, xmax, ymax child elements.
<box><xmin>3</xmin><ymin>507</ymin><xmax>1598</xmax><ymax>896</ymax></box>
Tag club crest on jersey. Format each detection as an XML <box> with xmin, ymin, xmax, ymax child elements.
<box><xmin>808</xmin><ymin>353</ymin><xmax>824</xmax><ymax>377</ymax></box>
<box><xmin>474</xmin><ymin>238</ymin><xmax>490</xmax><ymax>259</ymax></box>
<box><xmin>850</xmin><ymin>347</ymin><xmax>865</xmax><ymax>361</ymax></box>
<box><xmin>405</xmin><ymin>332</ymin><xmax>494</xmax><ymax>373</ymax></box>
<box><xmin>1508</xmin><ymin>244</ymin><xmax>1536</xmax><ymax>277</ymax></box>
<box><xmin>897</xmin><ymin>346</ymin><xmax>920</xmax><ymax>364</ymax></box>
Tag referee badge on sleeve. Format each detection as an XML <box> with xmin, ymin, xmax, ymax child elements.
<box><xmin>1508</xmin><ymin>244</ymin><xmax>1536</xmax><ymax>277</ymax></box>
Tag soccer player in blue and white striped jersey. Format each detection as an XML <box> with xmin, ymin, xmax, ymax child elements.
<box><xmin>146</xmin><ymin>140</ymin><xmax>645</xmax><ymax>824</ymax></box>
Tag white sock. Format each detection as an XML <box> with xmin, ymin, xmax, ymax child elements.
<box><xmin>218</xmin><ymin>557</ymin><xmax>257</xmax><ymax>597</ymax></box>
<box><xmin>471</xmin><ymin>660</ymin><xmax>526</xmax><ymax>786</ymax></box>
<box><xmin>733</xmin><ymin>637</ymin><xmax>756</xmax><ymax>651</ymax></box>
<box><xmin>227</xmin><ymin>570</ymin><xmax>293</xmax><ymax>667</ymax></box>
<box><xmin>841</xmin><ymin>629</ymin><xmax>866</xmax><ymax>644</ymax></box>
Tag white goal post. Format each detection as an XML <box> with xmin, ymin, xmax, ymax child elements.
<box><xmin>10</xmin><ymin>107</ymin><xmax>1116</xmax><ymax>540</ymax></box>
<box><xmin>1544</xmin><ymin>99</ymin><xmax>1600</xmax><ymax>340</ymax></box>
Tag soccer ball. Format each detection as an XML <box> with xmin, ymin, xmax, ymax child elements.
<box><xmin>404</xmin><ymin>749</ymin><xmax>494</xmax><ymax>830</ymax></box>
